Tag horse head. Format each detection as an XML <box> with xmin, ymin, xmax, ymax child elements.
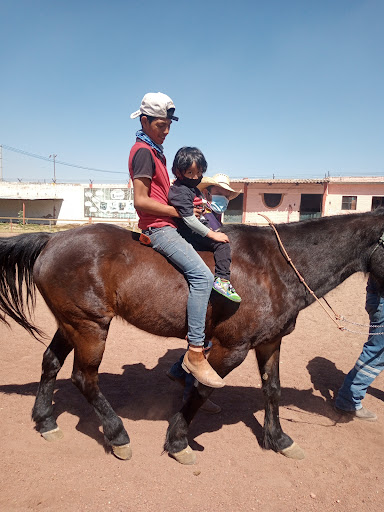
<box><xmin>368</xmin><ymin>207</ymin><xmax>384</xmax><ymax>293</ymax></box>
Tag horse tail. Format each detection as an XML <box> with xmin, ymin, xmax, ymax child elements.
<box><xmin>0</xmin><ymin>232</ymin><xmax>52</xmax><ymax>339</ymax></box>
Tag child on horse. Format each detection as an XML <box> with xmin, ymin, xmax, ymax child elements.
<box><xmin>128</xmin><ymin>92</ymin><xmax>224</xmax><ymax>388</ymax></box>
<box><xmin>169</xmin><ymin>147</ymin><xmax>241</xmax><ymax>302</ymax></box>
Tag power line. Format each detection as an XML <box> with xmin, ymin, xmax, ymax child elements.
<box><xmin>1</xmin><ymin>144</ymin><xmax>128</xmax><ymax>175</ymax></box>
<box><xmin>2</xmin><ymin>144</ymin><xmax>382</xmax><ymax>181</ymax></box>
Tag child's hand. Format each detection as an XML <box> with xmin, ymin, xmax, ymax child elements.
<box><xmin>193</xmin><ymin>197</ymin><xmax>205</xmax><ymax>218</ymax></box>
<box><xmin>207</xmin><ymin>231</ymin><xmax>229</xmax><ymax>243</ymax></box>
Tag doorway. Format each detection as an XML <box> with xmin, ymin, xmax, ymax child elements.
<box><xmin>299</xmin><ymin>194</ymin><xmax>323</xmax><ymax>221</ymax></box>
<box><xmin>224</xmin><ymin>193</ymin><xmax>243</xmax><ymax>223</ymax></box>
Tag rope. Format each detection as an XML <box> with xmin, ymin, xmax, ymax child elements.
<box><xmin>257</xmin><ymin>213</ymin><xmax>384</xmax><ymax>335</ymax></box>
<box><xmin>258</xmin><ymin>213</ymin><xmax>345</xmax><ymax>330</ymax></box>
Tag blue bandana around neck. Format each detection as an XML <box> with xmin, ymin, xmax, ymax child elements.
<box><xmin>136</xmin><ymin>130</ymin><xmax>164</xmax><ymax>155</ymax></box>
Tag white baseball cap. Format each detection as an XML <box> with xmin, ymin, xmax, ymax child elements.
<box><xmin>130</xmin><ymin>92</ymin><xmax>179</xmax><ymax>121</ymax></box>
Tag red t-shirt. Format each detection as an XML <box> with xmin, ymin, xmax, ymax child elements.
<box><xmin>128</xmin><ymin>141</ymin><xmax>177</xmax><ymax>231</ymax></box>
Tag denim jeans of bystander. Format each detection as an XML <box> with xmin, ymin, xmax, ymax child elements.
<box><xmin>336</xmin><ymin>291</ymin><xmax>384</xmax><ymax>411</ymax></box>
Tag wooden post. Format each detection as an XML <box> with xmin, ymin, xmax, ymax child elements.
<box><xmin>242</xmin><ymin>183</ymin><xmax>248</xmax><ymax>224</ymax></box>
<box><xmin>322</xmin><ymin>181</ymin><xmax>329</xmax><ymax>217</ymax></box>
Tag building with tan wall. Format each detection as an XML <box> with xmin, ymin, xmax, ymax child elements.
<box><xmin>225</xmin><ymin>176</ymin><xmax>384</xmax><ymax>225</ymax></box>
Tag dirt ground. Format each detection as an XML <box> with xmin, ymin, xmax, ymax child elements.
<box><xmin>0</xmin><ymin>272</ymin><xmax>383</xmax><ymax>512</ymax></box>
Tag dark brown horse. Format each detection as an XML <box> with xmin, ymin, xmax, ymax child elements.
<box><xmin>1</xmin><ymin>209</ymin><xmax>384</xmax><ymax>463</ymax></box>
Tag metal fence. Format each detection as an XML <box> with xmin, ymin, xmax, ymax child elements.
<box><xmin>0</xmin><ymin>216</ymin><xmax>139</xmax><ymax>232</ymax></box>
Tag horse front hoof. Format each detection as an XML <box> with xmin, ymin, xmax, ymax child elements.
<box><xmin>169</xmin><ymin>445</ymin><xmax>196</xmax><ymax>465</ymax></box>
<box><xmin>41</xmin><ymin>427</ymin><xmax>64</xmax><ymax>442</ymax></box>
<box><xmin>112</xmin><ymin>443</ymin><xmax>132</xmax><ymax>460</ymax></box>
<box><xmin>280</xmin><ymin>441</ymin><xmax>305</xmax><ymax>460</ymax></box>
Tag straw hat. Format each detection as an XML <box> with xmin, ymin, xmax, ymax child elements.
<box><xmin>198</xmin><ymin>173</ymin><xmax>241</xmax><ymax>200</ymax></box>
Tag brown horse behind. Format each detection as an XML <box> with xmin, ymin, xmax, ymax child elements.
<box><xmin>0</xmin><ymin>208</ymin><xmax>384</xmax><ymax>463</ymax></box>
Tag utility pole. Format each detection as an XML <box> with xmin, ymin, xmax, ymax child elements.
<box><xmin>49</xmin><ymin>154</ymin><xmax>57</xmax><ymax>182</ymax></box>
<box><xmin>0</xmin><ymin>144</ymin><xmax>2</xmax><ymax>181</ymax></box>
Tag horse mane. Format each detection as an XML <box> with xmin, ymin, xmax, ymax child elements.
<box><xmin>222</xmin><ymin>208</ymin><xmax>384</xmax><ymax>278</ymax></box>
<box><xmin>223</xmin><ymin>207</ymin><xmax>384</xmax><ymax>237</ymax></box>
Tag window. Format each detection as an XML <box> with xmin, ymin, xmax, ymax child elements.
<box><xmin>262</xmin><ymin>193</ymin><xmax>283</xmax><ymax>209</ymax></box>
<box><xmin>223</xmin><ymin>193</ymin><xmax>243</xmax><ymax>223</ymax></box>
<box><xmin>341</xmin><ymin>196</ymin><xmax>357</xmax><ymax>210</ymax></box>
<box><xmin>372</xmin><ymin>197</ymin><xmax>384</xmax><ymax>210</ymax></box>
<box><xmin>299</xmin><ymin>194</ymin><xmax>323</xmax><ymax>220</ymax></box>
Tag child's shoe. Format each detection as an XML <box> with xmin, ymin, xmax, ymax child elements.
<box><xmin>213</xmin><ymin>277</ymin><xmax>242</xmax><ymax>302</ymax></box>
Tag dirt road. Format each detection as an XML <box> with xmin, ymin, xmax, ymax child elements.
<box><xmin>0</xmin><ymin>273</ymin><xmax>383</xmax><ymax>511</ymax></box>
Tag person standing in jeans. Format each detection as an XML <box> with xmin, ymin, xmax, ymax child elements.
<box><xmin>335</xmin><ymin>275</ymin><xmax>383</xmax><ymax>421</ymax></box>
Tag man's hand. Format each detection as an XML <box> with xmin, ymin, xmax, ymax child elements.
<box><xmin>207</xmin><ymin>230</ymin><xmax>229</xmax><ymax>243</ymax></box>
<box><xmin>193</xmin><ymin>206</ymin><xmax>204</xmax><ymax>218</ymax></box>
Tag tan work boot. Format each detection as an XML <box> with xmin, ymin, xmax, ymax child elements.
<box><xmin>334</xmin><ymin>406</ymin><xmax>377</xmax><ymax>422</ymax></box>
<box><xmin>182</xmin><ymin>349</ymin><xmax>224</xmax><ymax>388</ymax></box>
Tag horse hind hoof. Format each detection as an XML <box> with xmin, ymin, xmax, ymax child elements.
<box><xmin>169</xmin><ymin>445</ymin><xmax>196</xmax><ymax>465</ymax></box>
<box><xmin>41</xmin><ymin>427</ymin><xmax>64</xmax><ymax>442</ymax></box>
<box><xmin>280</xmin><ymin>441</ymin><xmax>305</xmax><ymax>460</ymax></box>
<box><xmin>112</xmin><ymin>443</ymin><xmax>132</xmax><ymax>460</ymax></box>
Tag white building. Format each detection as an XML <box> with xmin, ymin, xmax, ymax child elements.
<box><xmin>0</xmin><ymin>181</ymin><xmax>137</xmax><ymax>225</ymax></box>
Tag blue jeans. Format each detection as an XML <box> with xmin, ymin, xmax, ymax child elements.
<box><xmin>169</xmin><ymin>355</ymin><xmax>196</xmax><ymax>401</ymax></box>
<box><xmin>336</xmin><ymin>291</ymin><xmax>384</xmax><ymax>411</ymax></box>
<box><xmin>146</xmin><ymin>226</ymin><xmax>214</xmax><ymax>346</ymax></box>
<box><xmin>168</xmin><ymin>340</ymin><xmax>213</xmax><ymax>400</ymax></box>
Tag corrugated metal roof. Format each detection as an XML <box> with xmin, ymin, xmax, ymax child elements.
<box><xmin>230</xmin><ymin>178</ymin><xmax>326</xmax><ymax>184</ymax></box>
<box><xmin>230</xmin><ymin>176</ymin><xmax>384</xmax><ymax>185</ymax></box>
<box><xmin>0</xmin><ymin>196</ymin><xmax>61</xmax><ymax>200</ymax></box>
<box><xmin>328</xmin><ymin>176</ymin><xmax>384</xmax><ymax>183</ymax></box>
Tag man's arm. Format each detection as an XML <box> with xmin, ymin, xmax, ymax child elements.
<box><xmin>133</xmin><ymin>178</ymin><xmax>180</xmax><ymax>218</ymax></box>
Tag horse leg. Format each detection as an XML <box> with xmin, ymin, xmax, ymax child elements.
<box><xmin>69</xmin><ymin>323</ymin><xmax>132</xmax><ymax>460</ymax></box>
<box><xmin>32</xmin><ymin>329</ymin><xmax>73</xmax><ymax>441</ymax></box>
<box><xmin>164</xmin><ymin>342</ymin><xmax>249</xmax><ymax>464</ymax></box>
<box><xmin>255</xmin><ymin>339</ymin><xmax>305</xmax><ymax>460</ymax></box>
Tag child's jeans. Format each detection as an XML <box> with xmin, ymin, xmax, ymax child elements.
<box><xmin>179</xmin><ymin>227</ymin><xmax>232</xmax><ymax>280</ymax></box>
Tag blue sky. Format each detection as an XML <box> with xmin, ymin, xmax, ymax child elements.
<box><xmin>0</xmin><ymin>0</ymin><xmax>383</xmax><ymax>183</ymax></box>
